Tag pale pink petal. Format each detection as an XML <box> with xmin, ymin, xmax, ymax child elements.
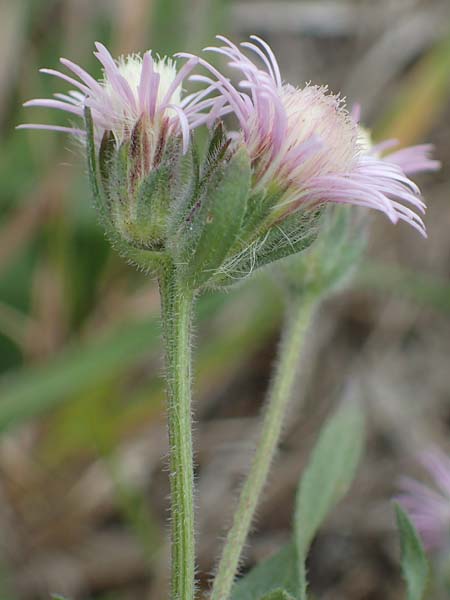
<box><xmin>17</xmin><ymin>123</ymin><xmax>86</xmax><ymax>135</ymax></box>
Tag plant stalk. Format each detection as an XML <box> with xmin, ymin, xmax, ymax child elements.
<box><xmin>211</xmin><ymin>292</ymin><xmax>318</xmax><ymax>600</ymax></box>
<box><xmin>159</xmin><ymin>264</ymin><xmax>196</xmax><ymax>600</ymax></box>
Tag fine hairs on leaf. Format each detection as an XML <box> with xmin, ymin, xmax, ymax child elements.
<box><xmin>394</xmin><ymin>503</ymin><xmax>429</xmax><ymax>600</ymax></box>
<box><xmin>178</xmin><ymin>145</ymin><xmax>251</xmax><ymax>289</ymax></box>
<box><xmin>230</xmin><ymin>403</ymin><xmax>364</xmax><ymax>600</ymax></box>
<box><xmin>230</xmin><ymin>543</ymin><xmax>298</xmax><ymax>600</ymax></box>
<box><xmin>212</xmin><ymin>208</ymin><xmax>321</xmax><ymax>287</ymax></box>
<box><xmin>295</xmin><ymin>402</ymin><xmax>365</xmax><ymax>599</ymax></box>
<box><xmin>260</xmin><ymin>589</ymin><xmax>296</xmax><ymax>600</ymax></box>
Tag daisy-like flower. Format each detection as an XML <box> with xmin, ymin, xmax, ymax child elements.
<box><xmin>18</xmin><ymin>42</ymin><xmax>216</xmax><ymax>154</ymax></box>
<box><xmin>18</xmin><ymin>43</ymin><xmax>230</xmax><ymax>260</ymax></box>
<box><xmin>17</xmin><ymin>37</ymin><xmax>440</xmax><ymax>289</ymax></box>
<box><xmin>183</xmin><ymin>36</ymin><xmax>439</xmax><ymax>236</ymax></box>
<box><xmin>397</xmin><ymin>449</ymin><xmax>450</xmax><ymax>551</ymax></box>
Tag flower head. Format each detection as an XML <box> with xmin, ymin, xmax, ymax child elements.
<box><xmin>18</xmin><ymin>42</ymin><xmax>215</xmax><ymax>154</ymax></box>
<box><xmin>397</xmin><ymin>449</ymin><xmax>450</xmax><ymax>552</ymax></box>
<box><xmin>186</xmin><ymin>36</ymin><xmax>439</xmax><ymax>236</ymax></box>
<box><xmin>17</xmin><ymin>37</ymin><xmax>440</xmax><ymax>289</ymax></box>
<box><xmin>19</xmin><ymin>44</ymin><xmax>228</xmax><ymax>261</ymax></box>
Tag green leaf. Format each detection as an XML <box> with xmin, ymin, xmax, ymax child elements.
<box><xmin>231</xmin><ymin>543</ymin><xmax>298</xmax><ymax>600</ymax></box>
<box><xmin>178</xmin><ymin>145</ymin><xmax>251</xmax><ymax>289</ymax></box>
<box><xmin>395</xmin><ymin>503</ymin><xmax>429</xmax><ymax>600</ymax></box>
<box><xmin>260</xmin><ymin>589</ymin><xmax>295</xmax><ymax>600</ymax></box>
<box><xmin>246</xmin><ymin>209</ymin><xmax>321</xmax><ymax>270</ymax></box>
<box><xmin>212</xmin><ymin>204</ymin><xmax>321</xmax><ymax>288</ymax></box>
<box><xmin>295</xmin><ymin>403</ymin><xmax>365</xmax><ymax>599</ymax></box>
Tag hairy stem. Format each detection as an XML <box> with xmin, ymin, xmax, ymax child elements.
<box><xmin>211</xmin><ymin>293</ymin><xmax>317</xmax><ymax>600</ymax></box>
<box><xmin>159</xmin><ymin>264</ymin><xmax>196</xmax><ymax>600</ymax></box>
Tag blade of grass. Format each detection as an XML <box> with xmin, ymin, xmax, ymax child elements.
<box><xmin>0</xmin><ymin>291</ymin><xmax>224</xmax><ymax>433</ymax></box>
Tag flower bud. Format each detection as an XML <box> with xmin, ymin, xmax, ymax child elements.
<box><xmin>19</xmin><ymin>37</ymin><xmax>440</xmax><ymax>292</ymax></box>
<box><xmin>88</xmin><ymin>110</ymin><xmax>193</xmax><ymax>256</ymax></box>
<box><xmin>188</xmin><ymin>36</ymin><xmax>440</xmax><ymax>241</ymax></box>
<box><xmin>19</xmin><ymin>44</ymin><xmax>217</xmax><ymax>275</ymax></box>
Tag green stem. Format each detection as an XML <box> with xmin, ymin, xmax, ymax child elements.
<box><xmin>159</xmin><ymin>263</ymin><xmax>196</xmax><ymax>600</ymax></box>
<box><xmin>210</xmin><ymin>292</ymin><xmax>318</xmax><ymax>600</ymax></box>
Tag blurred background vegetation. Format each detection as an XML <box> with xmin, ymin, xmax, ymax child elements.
<box><xmin>1</xmin><ymin>0</ymin><xmax>449</xmax><ymax>598</ymax></box>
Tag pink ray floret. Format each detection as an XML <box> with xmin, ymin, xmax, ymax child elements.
<box><xmin>188</xmin><ymin>35</ymin><xmax>439</xmax><ymax>236</ymax></box>
<box><xmin>18</xmin><ymin>43</ymin><xmax>219</xmax><ymax>153</ymax></box>
<box><xmin>397</xmin><ymin>448</ymin><xmax>450</xmax><ymax>551</ymax></box>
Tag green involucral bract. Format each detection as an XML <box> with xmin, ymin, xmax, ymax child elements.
<box><xmin>175</xmin><ymin>144</ymin><xmax>251</xmax><ymax>288</ymax></box>
<box><xmin>86</xmin><ymin>111</ymin><xmax>322</xmax><ymax>290</ymax></box>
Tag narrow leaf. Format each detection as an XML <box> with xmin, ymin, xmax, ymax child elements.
<box><xmin>395</xmin><ymin>503</ymin><xmax>429</xmax><ymax>600</ymax></box>
<box><xmin>260</xmin><ymin>589</ymin><xmax>295</xmax><ymax>600</ymax></box>
<box><xmin>213</xmin><ymin>205</ymin><xmax>320</xmax><ymax>287</ymax></box>
<box><xmin>231</xmin><ymin>543</ymin><xmax>297</xmax><ymax>600</ymax></box>
<box><xmin>295</xmin><ymin>403</ymin><xmax>365</xmax><ymax>599</ymax></box>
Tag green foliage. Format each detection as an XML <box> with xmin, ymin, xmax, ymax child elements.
<box><xmin>87</xmin><ymin>108</ymin><xmax>187</xmax><ymax>261</ymax></box>
<box><xmin>295</xmin><ymin>402</ymin><xmax>365</xmax><ymax>599</ymax></box>
<box><xmin>85</xmin><ymin>108</ymin><xmax>105</xmax><ymax>218</ymax></box>
<box><xmin>231</xmin><ymin>403</ymin><xmax>364</xmax><ymax>600</ymax></box>
<box><xmin>279</xmin><ymin>205</ymin><xmax>366</xmax><ymax>301</ymax></box>
<box><xmin>86</xmin><ymin>106</ymin><xmax>324</xmax><ymax>290</ymax></box>
<box><xmin>231</xmin><ymin>544</ymin><xmax>298</xmax><ymax>600</ymax></box>
<box><xmin>251</xmin><ymin>210</ymin><xmax>321</xmax><ymax>271</ymax></box>
<box><xmin>178</xmin><ymin>145</ymin><xmax>251</xmax><ymax>288</ymax></box>
<box><xmin>395</xmin><ymin>503</ymin><xmax>429</xmax><ymax>600</ymax></box>
<box><xmin>260</xmin><ymin>589</ymin><xmax>296</xmax><ymax>600</ymax></box>
<box><xmin>213</xmin><ymin>205</ymin><xmax>321</xmax><ymax>287</ymax></box>
<box><xmin>4</xmin><ymin>4</ymin><xmax>448</xmax><ymax>599</ymax></box>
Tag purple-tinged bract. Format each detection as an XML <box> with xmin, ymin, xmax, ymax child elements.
<box><xmin>397</xmin><ymin>449</ymin><xmax>450</xmax><ymax>552</ymax></box>
<box><xmin>18</xmin><ymin>43</ymin><xmax>216</xmax><ymax>155</ymax></box>
<box><xmin>19</xmin><ymin>44</ymin><xmax>227</xmax><ymax>263</ymax></box>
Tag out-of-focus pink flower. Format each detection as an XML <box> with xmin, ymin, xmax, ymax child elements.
<box><xmin>374</xmin><ymin>141</ymin><xmax>440</xmax><ymax>176</ymax></box>
<box><xmin>397</xmin><ymin>449</ymin><xmax>450</xmax><ymax>551</ymax></box>
<box><xmin>18</xmin><ymin>43</ymin><xmax>217</xmax><ymax>153</ymax></box>
<box><xmin>184</xmin><ymin>36</ymin><xmax>440</xmax><ymax>236</ymax></box>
